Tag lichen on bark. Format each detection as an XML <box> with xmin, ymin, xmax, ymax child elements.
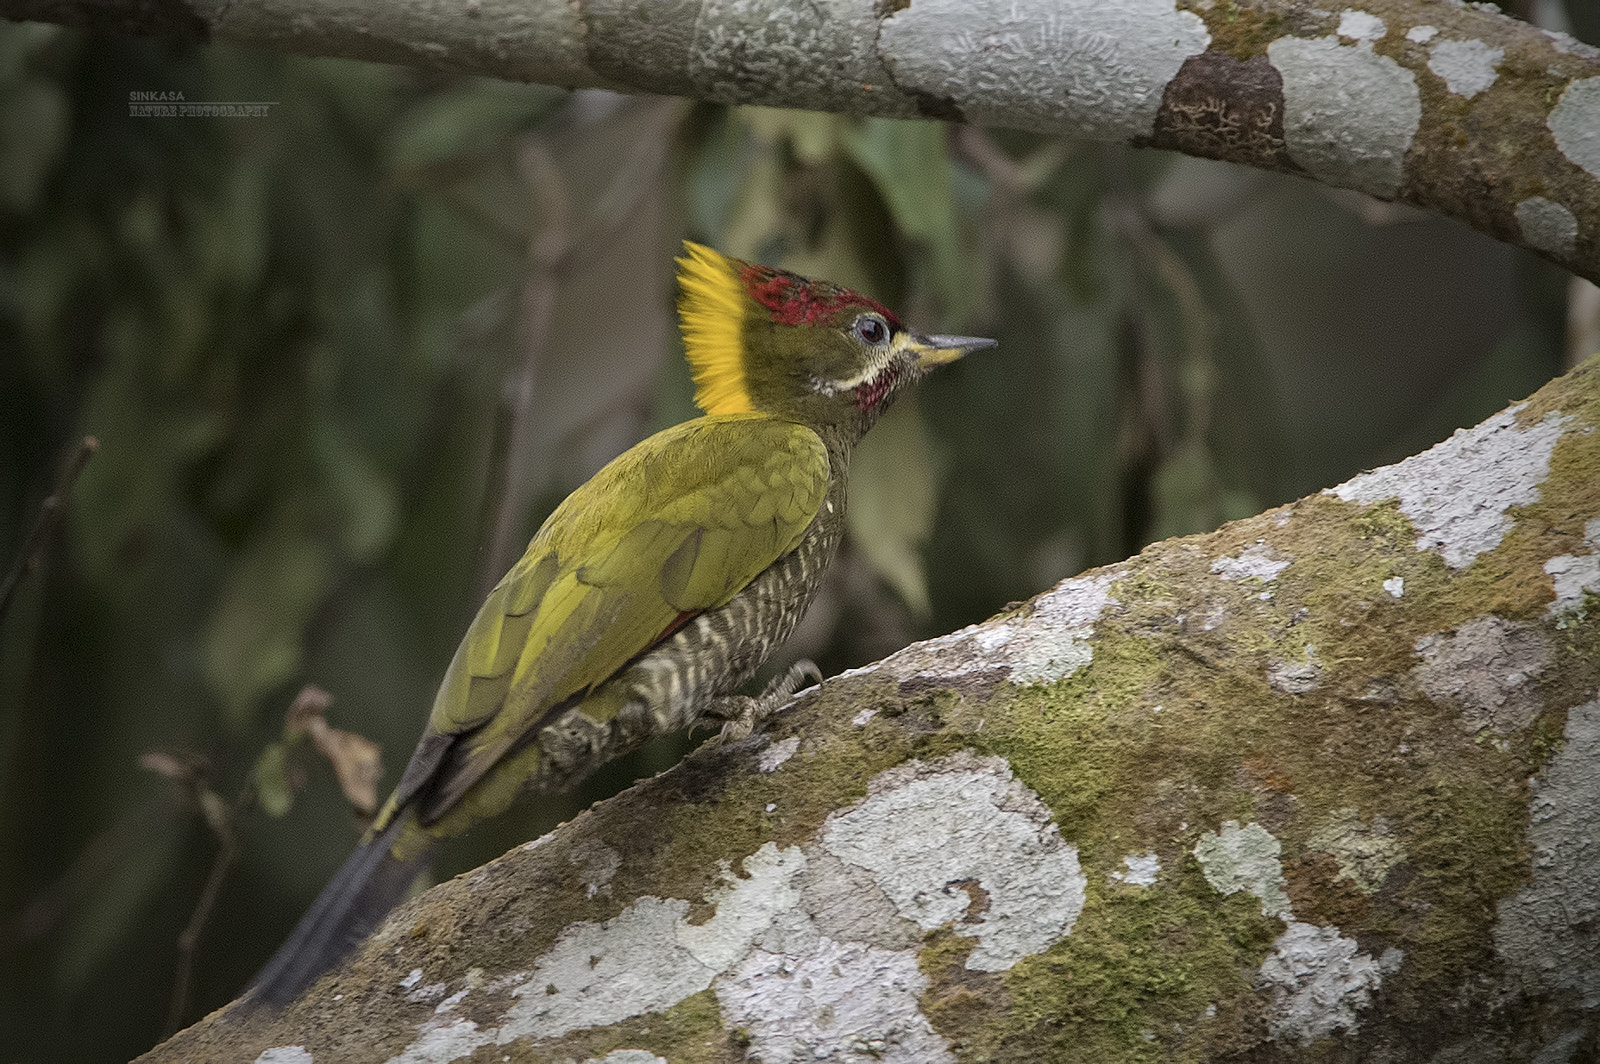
<box><xmin>143</xmin><ymin>359</ymin><xmax>1600</xmax><ymax>1063</ymax></box>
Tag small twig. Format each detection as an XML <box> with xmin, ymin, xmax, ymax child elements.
<box><xmin>0</xmin><ymin>436</ymin><xmax>98</xmax><ymax>625</ymax></box>
<box><xmin>475</xmin><ymin>97</ymin><xmax>681</xmax><ymax>598</ymax></box>
<box><xmin>164</xmin><ymin>810</ymin><xmax>239</xmax><ymax>1038</ymax></box>
<box><xmin>1113</xmin><ymin>204</ymin><xmax>1217</xmax><ymax>445</ymax></box>
<box><xmin>140</xmin><ymin>751</ymin><xmax>254</xmax><ymax>1037</ymax></box>
<box><xmin>152</xmin><ymin>684</ymin><xmax>380</xmax><ymax>1032</ymax></box>
<box><xmin>475</xmin><ymin>139</ymin><xmax>572</xmax><ymax>600</ymax></box>
<box><xmin>951</xmin><ymin>125</ymin><xmax>1069</xmax><ymax>199</ymax></box>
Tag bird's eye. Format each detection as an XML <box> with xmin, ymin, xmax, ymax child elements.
<box><xmin>852</xmin><ymin>315</ymin><xmax>888</xmax><ymax>346</ymax></box>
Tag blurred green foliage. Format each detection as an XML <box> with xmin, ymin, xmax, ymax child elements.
<box><xmin>0</xmin><ymin>12</ymin><xmax>1584</xmax><ymax>1060</ymax></box>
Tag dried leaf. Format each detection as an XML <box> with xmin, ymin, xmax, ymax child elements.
<box><xmin>283</xmin><ymin>684</ymin><xmax>334</xmax><ymax>736</ymax></box>
<box><xmin>311</xmin><ymin>725</ymin><xmax>383</xmax><ymax>816</ymax></box>
<box><xmin>283</xmin><ymin>684</ymin><xmax>382</xmax><ymax>815</ymax></box>
<box><xmin>137</xmin><ymin>751</ymin><xmax>198</xmax><ymax>782</ymax></box>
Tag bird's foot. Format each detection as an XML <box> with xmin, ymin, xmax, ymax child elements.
<box><xmin>761</xmin><ymin>659</ymin><xmax>824</xmax><ymax>704</ymax></box>
<box><xmin>701</xmin><ymin>660</ymin><xmax>823</xmax><ymax>746</ymax></box>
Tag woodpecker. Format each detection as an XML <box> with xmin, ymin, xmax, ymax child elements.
<box><xmin>248</xmin><ymin>242</ymin><xmax>995</xmax><ymax>1007</ymax></box>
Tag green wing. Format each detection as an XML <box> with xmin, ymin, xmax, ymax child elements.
<box><xmin>382</xmin><ymin>413</ymin><xmax>828</xmax><ymax>830</ymax></box>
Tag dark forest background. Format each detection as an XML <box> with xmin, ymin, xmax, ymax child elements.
<box><xmin>3</xmin><ymin>3</ymin><xmax>1598</xmax><ymax>1059</ymax></box>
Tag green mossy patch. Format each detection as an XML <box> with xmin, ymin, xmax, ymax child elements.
<box><xmin>509</xmin><ymin>988</ymin><xmax>729</xmax><ymax>1064</ymax></box>
<box><xmin>640</xmin><ymin>673</ymin><xmax>917</xmax><ymax>907</ymax></box>
<box><xmin>994</xmin><ymin>878</ymin><xmax>1278</xmax><ymax>1062</ymax></box>
<box><xmin>1179</xmin><ymin>0</ymin><xmax>1286</xmax><ymax>60</ymax></box>
<box><xmin>1398</xmin><ymin>771</ymin><xmax>1530</xmax><ymax>988</ymax></box>
<box><xmin>919</xmin><ymin>930</ymin><xmax>1012</xmax><ymax>1058</ymax></box>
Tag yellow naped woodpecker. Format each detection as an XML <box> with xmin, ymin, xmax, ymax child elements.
<box><xmin>248</xmin><ymin>242</ymin><xmax>995</xmax><ymax>1007</ymax></box>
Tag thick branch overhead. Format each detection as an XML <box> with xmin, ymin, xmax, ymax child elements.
<box><xmin>3</xmin><ymin>0</ymin><xmax>1599</xmax><ymax>283</ymax></box>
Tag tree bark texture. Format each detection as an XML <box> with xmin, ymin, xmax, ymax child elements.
<box><xmin>140</xmin><ymin>357</ymin><xmax>1600</xmax><ymax>1062</ymax></box>
<box><xmin>2</xmin><ymin>0</ymin><xmax>1599</xmax><ymax>286</ymax></box>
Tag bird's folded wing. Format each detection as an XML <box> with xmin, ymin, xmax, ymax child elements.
<box><xmin>385</xmin><ymin>414</ymin><xmax>828</xmax><ymax>821</ymax></box>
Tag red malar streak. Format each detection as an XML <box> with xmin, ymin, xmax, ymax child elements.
<box><xmin>853</xmin><ymin>363</ymin><xmax>900</xmax><ymax>412</ymax></box>
<box><xmin>738</xmin><ymin>262</ymin><xmax>898</xmax><ymax>329</ymax></box>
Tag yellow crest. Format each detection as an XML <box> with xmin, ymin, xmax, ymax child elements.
<box><xmin>677</xmin><ymin>242</ymin><xmax>754</xmax><ymax>415</ymax></box>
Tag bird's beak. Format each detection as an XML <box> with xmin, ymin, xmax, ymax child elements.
<box><xmin>904</xmin><ymin>332</ymin><xmax>999</xmax><ymax>368</ymax></box>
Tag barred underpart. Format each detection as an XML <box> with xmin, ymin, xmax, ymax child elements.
<box><xmin>533</xmin><ymin>448</ymin><xmax>851</xmax><ymax>787</ymax></box>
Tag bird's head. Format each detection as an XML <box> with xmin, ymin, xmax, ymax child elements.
<box><xmin>676</xmin><ymin>242</ymin><xmax>995</xmax><ymax>442</ymax></box>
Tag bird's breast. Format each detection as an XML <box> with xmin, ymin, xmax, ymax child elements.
<box><xmin>614</xmin><ymin>485</ymin><xmax>846</xmax><ymax>740</ymax></box>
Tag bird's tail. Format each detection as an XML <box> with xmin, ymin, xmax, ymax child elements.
<box><xmin>246</xmin><ymin>814</ymin><xmax>433</xmax><ymax>1009</ymax></box>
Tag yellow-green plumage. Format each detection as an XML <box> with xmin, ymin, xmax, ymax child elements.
<box><xmin>376</xmin><ymin>415</ymin><xmax>828</xmax><ymax>854</ymax></box>
<box><xmin>247</xmin><ymin>243</ymin><xmax>994</xmax><ymax>1009</ymax></box>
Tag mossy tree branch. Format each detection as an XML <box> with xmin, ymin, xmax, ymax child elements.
<box><xmin>2</xmin><ymin>0</ymin><xmax>1599</xmax><ymax>285</ymax></box>
<box><xmin>142</xmin><ymin>358</ymin><xmax>1600</xmax><ymax>1063</ymax></box>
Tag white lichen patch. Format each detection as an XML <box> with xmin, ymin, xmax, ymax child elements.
<box><xmin>584</xmin><ymin>1052</ymin><xmax>668</xmax><ymax>1064</ymax></box>
<box><xmin>1406</xmin><ymin>24</ymin><xmax>1438</xmax><ymax>43</ymax></box>
<box><xmin>1495</xmin><ymin>697</ymin><xmax>1600</xmax><ymax>1008</ymax></box>
<box><xmin>1413</xmin><ymin>616</ymin><xmax>1552</xmax><ymax>734</ymax></box>
<box><xmin>1383</xmin><ymin>576</ymin><xmax>1405</xmax><ymax>598</ymax></box>
<box><xmin>1330</xmin><ymin>407</ymin><xmax>1571</xmax><ymax>569</ymax></box>
<box><xmin>1427</xmin><ymin>37</ymin><xmax>1502</xmax><ymax>98</ymax></box>
<box><xmin>528</xmin><ymin>848</ymin><xmax>802</xmax><ymax>1036</ymax></box>
<box><xmin>1193</xmin><ymin>821</ymin><xmax>1292</xmax><ymax>918</ymax></box>
<box><xmin>718</xmin><ymin>938</ymin><xmax>954</xmax><ymax>1064</ymax></box>
<box><xmin>878</xmin><ymin>0</ymin><xmax>1210</xmax><ymax>140</ymax></box>
<box><xmin>1212</xmin><ymin>542</ymin><xmax>1292</xmax><ymax>582</ymax></box>
<box><xmin>256</xmin><ymin>1049</ymin><xmax>314</xmax><ymax>1064</ymax></box>
<box><xmin>821</xmin><ymin>753</ymin><xmax>1086</xmax><ymax>971</ymax></box>
<box><xmin>875</xmin><ymin>569</ymin><xmax>1118</xmax><ymax>686</ymax></box>
<box><xmin>568</xmin><ymin>838</ymin><xmax>621</xmax><ymax>899</ymax></box>
<box><xmin>1546</xmin><ymin>553</ymin><xmax>1600</xmax><ymax>619</ymax></box>
<box><xmin>382</xmin><ymin>845</ymin><xmax>810</xmax><ymax>1062</ymax></box>
<box><xmin>1337</xmin><ymin>10</ymin><xmax>1386</xmax><ymax>41</ymax></box>
<box><xmin>1257</xmin><ymin>921</ymin><xmax>1384</xmax><ymax>1045</ymax></box>
<box><xmin>404</xmin><ymin>979</ymin><xmax>449</xmax><ymax>1005</ymax></box>
<box><xmin>1268</xmin><ymin>34</ymin><xmax>1420</xmax><ymax>197</ymax></box>
<box><xmin>1112</xmin><ymin>852</ymin><xmax>1161</xmax><ymax>887</ymax></box>
<box><xmin>1549</xmin><ymin>76</ymin><xmax>1600</xmax><ymax>182</ymax></box>
<box><xmin>759</xmin><ymin>736</ymin><xmax>801</xmax><ymax>773</ymax></box>
<box><xmin>1546</xmin><ymin>29</ymin><xmax>1600</xmax><ymax>59</ymax></box>
<box><xmin>1269</xmin><ymin>653</ymin><xmax>1324</xmax><ymax>695</ymax></box>
<box><xmin>385</xmin><ymin>1019</ymin><xmax>490</xmax><ymax>1064</ymax></box>
<box><xmin>433</xmin><ymin>986</ymin><xmax>470</xmax><ymax>1013</ymax></box>
<box><xmin>384</xmin><ymin>753</ymin><xmax>1095</xmax><ymax>1061</ymax></box>
<box><xmin>1307</xmin><ymin>808</ymin><xmax>1405</xmax><ymax>894</ymax></box>
<box><xmin>1003</xmin><ymin>570</ymin><xmax>1120</xmax><ymax>684</ymax></box>
<box><xmin>1516</xmin><ymin>197</ymin><xmax>1580</xmax><ymax>260</ymax></box>
<box><xmin>1544</xmin><ymin>516</ymin><xmax>1600</xmax><ymax>620</ymax></box>
<box><xmin>1194</xmin><ymin>824</ymin><xmax>1388</xmax><ymax>1040</ymax></box>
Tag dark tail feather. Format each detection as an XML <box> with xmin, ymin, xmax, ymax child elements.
<box><xmin>246</xmin><ymin>816</ymin><xmax>433</xmax><ymax>1009</ymax></box>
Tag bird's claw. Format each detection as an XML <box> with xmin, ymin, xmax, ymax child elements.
<box><xmin>701</xmin><ymin>660</ymin><xmax>824</xmax><ymax>747</ymax></box>
<box><xmin>761</xmin><ymin>659</ymin><xmax>823</xmax><ymax>703</ymax></box>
